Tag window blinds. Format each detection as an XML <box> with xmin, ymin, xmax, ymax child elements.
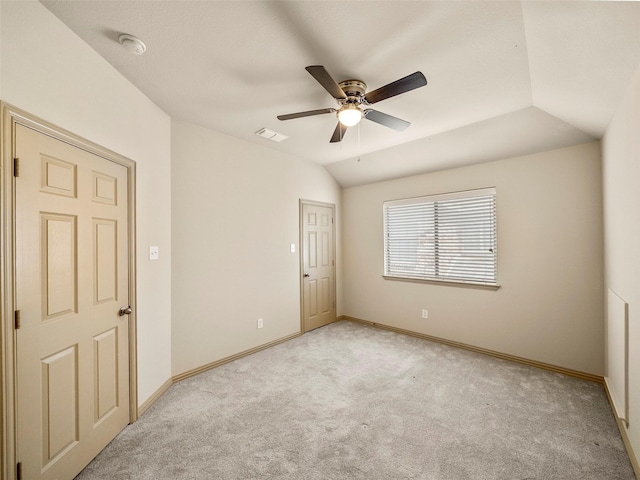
<box><xmin>383</xmin><ymin>188</ymin><xmax>497</xmax><ymax>285</ymax></box>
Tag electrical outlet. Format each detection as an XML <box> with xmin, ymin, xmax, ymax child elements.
<box><xmin>257</xmin><ymin>318</ymin><xmax>264</xmax><ymax>329</ymax></box>
<box><xmin>421</xmin><ymin>309</ymin><xmax>428</xmax><ymax>319</ymax></box>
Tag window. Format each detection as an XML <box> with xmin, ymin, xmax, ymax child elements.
<box><xmin>383</xmin><ymin>188</ymin><xmax>497</xmax><ymax>286</ymax></box>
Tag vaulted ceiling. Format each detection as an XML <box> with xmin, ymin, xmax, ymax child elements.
<box><xmin>42</xmin><ymin>1</ymin><xmax>640</xmax><ymax>187</ymax></box>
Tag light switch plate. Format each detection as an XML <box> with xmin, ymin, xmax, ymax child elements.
<box><xmin>149</xmin><ymin>245</ymin><xmax>159</xmax><ymax>261</ymax></box>
<box><xmin>290</xmin><ymin>243</ymin><xmax>296</xmax><ymax>253</ymax></box>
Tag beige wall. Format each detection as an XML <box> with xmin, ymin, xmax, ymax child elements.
<box><xmin>343</xmin><ymin>142</ymin><xmax>604</xmax><ymax>375</ymax></box>
<box><xmin>603</xmin><ymin>62</ymin><xmax>640</xmax><ymax>467</ymax></box>
<box><xmin>0</xmin><ymin>1</ymin><xmax>173</xmax><ymax>406</ymax></box>
<box><xmin>170</xmin><ymin>119</ymin><xmax>342</xmax><ymax>376</ymax></box>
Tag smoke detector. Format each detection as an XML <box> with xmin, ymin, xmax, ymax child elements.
<box><xmin>119</xmin><ymin>34</ymin><xmax>146</xmax><ymax>55</ymax></box>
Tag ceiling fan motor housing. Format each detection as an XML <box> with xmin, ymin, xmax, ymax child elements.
<box><xmin>338</xmin><ymin>80</ymin><xmax>367</xmax><ymax>105</ymax></box>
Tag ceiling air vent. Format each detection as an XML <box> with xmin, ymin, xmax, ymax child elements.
<box><xmin>255</xmin><ymin>128</ymin><xmax>288</xmax><ymax>142</ymax></box>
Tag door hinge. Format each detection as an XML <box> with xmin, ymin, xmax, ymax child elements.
<box><xmin>14</xmin><ymin>310</ymin><xmax>21</xmax><ymax>330</ymax></box>
<box><xmin>16</xmin><ymin>462</ymin><xmax>22</xmax><ymax>480</ymax></box>
<box><xmin>13</xmin><ymin>157</ymin><xmax>20</xmax><ymax>177</ymax></box>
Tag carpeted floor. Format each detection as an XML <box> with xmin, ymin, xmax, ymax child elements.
<box><xmin>76</xmin><ymin>320</ymin><xmax>636</xmax><ymax>479</ymax></box>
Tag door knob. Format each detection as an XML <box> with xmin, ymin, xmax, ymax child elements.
<box><xmin>304</xmin><ymin>273</ymin><xmax>310</xmax><ymax>277</ymax></box>
<box><xmin>119</xmin><ymin>306</ymin><xmax>133</xmax><ymax>316</ymax></box>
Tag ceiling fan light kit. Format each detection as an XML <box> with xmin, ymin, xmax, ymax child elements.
<box><xmin>277</xmin><ymin>65</ymin><xmax>427</xmax><ymax>143</ymax></box>
<box><xmin>337</xmin><ymin>104</ymin><xmax>362</xmax><ymax>127</ymax></box>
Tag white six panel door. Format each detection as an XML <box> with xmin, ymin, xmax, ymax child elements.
<box><xmin>302</xmin><ymin>202</ymin><xmax>336</xmax><ymax>332</ymax></box>
<box><xmin>15</xmin><ymin>125</ymin><xmax>130</xmax><ymax>479</ymax></box>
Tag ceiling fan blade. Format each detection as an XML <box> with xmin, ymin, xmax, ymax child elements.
<box><xmin>363</xmin><ymin>109</ymin><xmax>411</xmax><ymax>131</ymax></box>
<box><xmin>364</xmin><ymin>71</ymin><xmax>427</xmax><ymax>104</ymax></box>
<box><xmin>277</xmin><ymin>108</ymin><xmax>336</xmax><ymax>121</ymax></box>
<box><xmin>306</xmin><ymin>66</ymin><xmax>347</xmax><ymax>100</ymax></box>
<box><xmin>330</xmin><ymin>122</ymin><xmax>348</xmax><ymax>143</ymax></box>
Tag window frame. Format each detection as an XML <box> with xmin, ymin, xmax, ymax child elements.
<box><xmin>382</xmin><ymin>187</ymin><xmax>499</xmax><ymax>289</ymax></box>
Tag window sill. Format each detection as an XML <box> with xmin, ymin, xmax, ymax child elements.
<box><xmin>382</xmin><ymin>275</ymin><xmax>501</xmax><ymax>290</ymax></box>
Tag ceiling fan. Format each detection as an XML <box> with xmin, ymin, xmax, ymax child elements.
<box><xmin>277</xmin><ymin>65</ymin><xmax>427</xmax><ymax>143</ymax></box>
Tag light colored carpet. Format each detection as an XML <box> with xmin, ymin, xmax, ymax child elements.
<box><xmin>76</xmin><ymin>320</ymin><xmax>636</xmax><ymax>479</ymax></box>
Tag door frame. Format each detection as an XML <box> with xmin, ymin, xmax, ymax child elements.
<box><xmin>299</xmin><ymin>199</ymin><xmax>336</xmax><ymax>333</ymax></box>
<box><xmin>0</xmin><ymin>103</ymin><xmax>138</xmax><ymax>480</ymax></box>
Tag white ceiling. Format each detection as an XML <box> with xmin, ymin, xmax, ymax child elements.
<box><xmin>41</xmin><ymin>1</ymin><xmax>640</xmax><ymax>187</ymax></box>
